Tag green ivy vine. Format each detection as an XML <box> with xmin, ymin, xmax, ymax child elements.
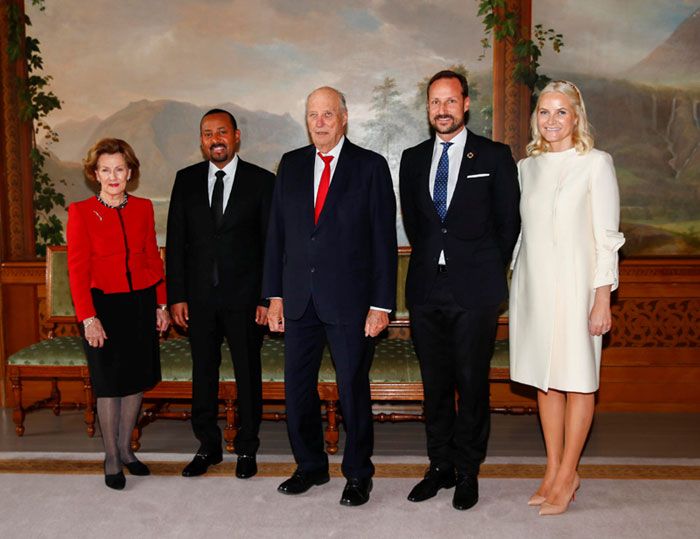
<box><xmin>477</xmin><ymin>0</ymin><xmax>564</xmax><ymax>97</ymax></box>
<box><xmin>6</xmin><ymin>0</ymin><xmax>65</xmax><ymax>257</ymax></box>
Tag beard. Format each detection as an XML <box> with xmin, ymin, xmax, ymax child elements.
<box><xmin>208</xmin><ymin>143</ymin><xmax>230</xmax><ymax>162</ymax></box>
<box><xmin>430</xmin><ymin>114</ymin><xmax>464</xmax><ymax>135</ymax></box>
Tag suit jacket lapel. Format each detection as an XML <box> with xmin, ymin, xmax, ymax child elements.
<box><xmin>194</xmin><ymin>163</ymin><xmax>217</xmax><ymax>232</ymax></box>
<box><xmin>300</xmin><ymin>147</ymin><xmax>316</xmax><ymax>234</ymax></box>
<box><xmin>220</xmin><ymin>159</ymin><xmax>244</xmax><ymax>228</ymax></box>
<box><xmin>445</xmin><ymin>130</ymin><xmax>478</xmax><ymax>221</ymax></box>
<box><xmin>416</xmin><ymin>138</ymin><xmax>442</xmax><ymax>225</ymax></box>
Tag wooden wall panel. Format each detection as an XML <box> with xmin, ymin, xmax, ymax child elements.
<box><xmin>1</xmin><ymin>258</ymin><xmax>699</xmax><ymax>411</ymax></box>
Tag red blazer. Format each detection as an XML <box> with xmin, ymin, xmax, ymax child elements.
<box><xmin>67</xmin><ymin>195</ymin><xmax>166</xmax><ymax>321</ymax></box>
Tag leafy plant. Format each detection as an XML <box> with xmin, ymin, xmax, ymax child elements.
<box><xmin>6</xmin><ymin>0</ymin><xmax>65</xmax><ymax>256</ymax></box>
<box><xmin>477</xmin><ymin>0</ymin><xmax>564</xmax><ymax>96</ymax></box>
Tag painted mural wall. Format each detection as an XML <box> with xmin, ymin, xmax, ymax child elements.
<box><xmin>535</xmin><ymin>0</ymin><xmax>700</xmax><ymax>255</ymax></box>
<box><xmin>30</xmin><ymin>0</ymin><xmax>700</xmax><ymax>255</ymax></box>
<box><xmin>28</xmin><ymin>0</ymin><xmax>494</xmax><ymax>247</ymax></box>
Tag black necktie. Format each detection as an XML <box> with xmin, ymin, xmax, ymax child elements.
<box><xmin>211</xmin><ymin>170</ymin><xmax>225</xmax><ymax>287</ymax></box>
<box><xmin>212</xmin><ymin>170</ymin><xmax>225</xmax><ymax>227</ymax></box>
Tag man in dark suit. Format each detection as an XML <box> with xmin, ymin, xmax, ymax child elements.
<box><xmin>399</xmin><ymin>71</ymin><xmax>520</xmax><ymax>510</ymax></box>
<box><xmin>166</xmin><ymin>109</ymin><xmax>275</xmax><ymax>479</ymax></box>
<box><xmin>263</xmin><ymin>87</ymin><xmax>397</xmax><ymax>507</ymax></box>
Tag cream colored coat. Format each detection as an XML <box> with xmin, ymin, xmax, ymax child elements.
<box><xmin>509</xmin><ymin>148</ymin><xmax>625</xmax><ymax>392</ymax></box>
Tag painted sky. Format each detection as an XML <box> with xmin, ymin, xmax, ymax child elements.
<box><xmin>28</xmin><ymin>0</ymin><xmax>491</xmax><ymax>125</ymax></box>
<box><xmin>535</xmin><ymin>0</ymin><xmax>699</xmax><ymax>74</ymax></box>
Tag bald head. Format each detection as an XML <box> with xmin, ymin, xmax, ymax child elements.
<box><xmin>305</xmin><ymin>86</ymin><xmax>348</xmax><ymax>153</ymax></box>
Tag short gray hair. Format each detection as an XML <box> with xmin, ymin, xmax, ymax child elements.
<box><xmin>305</xmin><ymin>86</ymin><xmax>348</xmax><ymax>114</ymax></box>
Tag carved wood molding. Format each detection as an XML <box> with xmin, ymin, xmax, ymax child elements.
<box><xmin>491</xmin><ymin>0</ymin><xmax>531</xmax><ymax>159</ymax></box>
<box><xmin>0</xmin><ymin>0</ymin><xmax>35</xmax><ymax>261</ymax></box>
<box><xmin>611</xmin><ymin>299</ymin><xmax>700</xmax><ymax>348</ymax></box>
<box><xmin>0</xmin><ymin>262</ymin><xmax>45</xmax><ymax>284</ymax></box>
<box><xmin>620</xmin><ymin>263</ymin><xmax>700</xmax><ymax>280</ymax></box>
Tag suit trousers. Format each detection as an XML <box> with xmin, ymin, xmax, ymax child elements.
<box><xmin>410</xmin><ymin>271</ymin><xmax>499</xmax><ymax>475</ymax></box>
<box><xmin>284</xmin><ymin>300</ymin><xmax>375</xmax><ymax>479</ymax></box>
<box><xmin>188</xmin><ymin>298</ymin><xmax>263</xmax><ymax>456</ymax></box>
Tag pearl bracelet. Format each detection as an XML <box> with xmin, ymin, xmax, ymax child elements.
<box><xmin>83</xmin><ymin>317</ymin><xmax>96</xmax><ymax>329</ymax></box>
<box><xmin>158</xmin><ymin>304</ymin><xmax>168</xmax><ymax>311</ymax></box>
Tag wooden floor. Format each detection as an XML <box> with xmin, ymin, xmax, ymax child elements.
<box><xmin>2</xmin><ymin>408</ymin><xmax>699</xmax><ymax>459</ymax></box>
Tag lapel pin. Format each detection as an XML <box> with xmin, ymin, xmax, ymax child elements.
<box><xmin>92</xmin><ymin>210</ymin><xmax>103</xmax><ymax>221</ymax></box>
<box><xmin>466</xmin><ymin>152</ymin><xmax>475</xmax><ymax>159</ymax></box>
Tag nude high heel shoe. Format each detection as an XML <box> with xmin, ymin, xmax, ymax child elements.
<box><xmin>538</xmin><ymin>474</ymin><xmax>580</xmax><ymax>516</ymax></box>
<box><xmin>528</xmin><ymin>493</ymin><xmax>546</xmax><ymax>506</ymax></box>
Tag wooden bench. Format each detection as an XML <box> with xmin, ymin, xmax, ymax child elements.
<box><xmin>8</xmin><ymin>246</ymin><xmax>522</xmax><ymax>454</ymax></box>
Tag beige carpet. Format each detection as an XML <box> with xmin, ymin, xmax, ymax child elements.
<box><xmin>2</xmin><ymin>457</ymin><xmax>700</xmax><ymax>480</ymax></box>
<box><xmin>1</xmin><ymin>455</ymin><xmax>699</xmax><ymax>539</ymax></box>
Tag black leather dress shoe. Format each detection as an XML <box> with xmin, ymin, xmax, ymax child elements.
<box><xmin>452</xmin><ymin>474</ymin><xmax>479</xmax><ymax>510</ymax></box>
<box><xmin>124</xmin><ymin>459</ymin><xmax>150</xmax><ymax>476</ymax></box>
<box><xmin>105</xmin><ymin>471</ymin><xmax>126</xmax><ymax>490</ymax></box>
<box><xmin>407</xmin><ymin>464</ymin><xmax>456</xmax><ymax>502</ymax></box>
<box><xmin>277</xmin><ymin>469</ymin><xmax>330</xmax><ymax>495</ymax></box>
<box><xmin>340</xmin><ymin>478</ymin><xmax>373</xmax><ymax>507</ymax></box>
<box><xmin>181</xmin><ymin>452</ymin><xmax>223</xmax><ymax>477</ymax></box>
<box><xmin>235</xmin><ymin>455</ymin><xmax>257</xmax><ymax>479</ymax></box>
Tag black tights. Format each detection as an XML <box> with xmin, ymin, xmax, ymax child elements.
<box><xmin>96</xmin><ymin>392</ymin><xmax>143</xmax><ymax>475</ymax></box>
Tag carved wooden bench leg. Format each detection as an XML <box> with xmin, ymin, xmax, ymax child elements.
<box><xmin>10</xmin><ymin>374</ymin><xmax>25</xmax><ymax>436</ymax></box>
<box><xmin>324</xmin><ymin>399</ymin><xmax>339</xmax><ymax>455</ymax></box>
<box><xmin>224</xmin><ymin>398</ymin><xmax>237</xmax><ymax>454</ymax></box>
<box><xmin>50</xmin><ymin>378</ymin><xmax>62</xmax><ymax>416</ymax></box>
<box><xmin>130</xmin><ymin>402</ymin><xmax>145</xmax><ymax>452</ymax></box>
<box><xmin>132</xmin><ymin>401</ymin><xmax>164</xmax><ymax>450</ymax></box>
<box><xmin>83</xmin><ymin>375</ymin><xmax>96</xmax><ymax>437</ymax></box>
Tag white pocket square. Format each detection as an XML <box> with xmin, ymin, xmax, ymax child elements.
<box><xmin>466</xmin><ymin>173</ymin><xmax>490</xmax><ymax>179</ymax></box>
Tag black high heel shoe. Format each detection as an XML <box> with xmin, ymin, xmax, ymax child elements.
<box><xmin>105</xmin><ymin>471</ymin><xmax>126</xmax><ymax>490</ymax></box>
<box><xmin>124</xmin><ymin>459</ymin><xmax>150</xmax><ymax>476</ymax></box>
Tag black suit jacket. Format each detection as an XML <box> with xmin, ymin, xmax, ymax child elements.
<box><xmin>399</xmin><ymin>129</ymin><xmax>520</xmax><ymax>309</ymax></box>
<box><xmin>166</xmin><ymin>158</ymin><xmax>275</xmax><ymax>309</ymax></box>
<box><xmin>262</xmin><ymin>139</ymin><xmax>398</xmax><ymax>324</ymax></box>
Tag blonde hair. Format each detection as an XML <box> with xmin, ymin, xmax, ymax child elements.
<box><xmin>526</xmin><ymin>80</ymin><xmax>594</xmax><ymax>156</ymax></box>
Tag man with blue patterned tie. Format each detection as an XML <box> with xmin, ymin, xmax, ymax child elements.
<box><xmin>399</xmin><ymin>71</ymin><xmax>520</xmax><ymax>510</ymax></box>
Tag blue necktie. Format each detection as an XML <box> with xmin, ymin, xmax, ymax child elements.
<box><xmin>433</xmin><ymin>142</ymin><xmax>452</xmax><ymax>221</ymax></box>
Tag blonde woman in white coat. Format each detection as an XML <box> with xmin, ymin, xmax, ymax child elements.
<box><xmin>509</xmin><ymin>80</ymin><xmax>624</xmax><ymax>516</ymax></box>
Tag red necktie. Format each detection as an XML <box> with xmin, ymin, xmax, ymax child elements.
<box><xmin>315</xmin><ymin>153</ymin><xmax>334</xmax><ymax>224</ymax></box>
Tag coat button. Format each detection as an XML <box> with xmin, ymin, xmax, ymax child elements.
<box><xmin>311</xmin><ymin>267</ymin><xmax>316</xmax><ymax>273</ymax></box>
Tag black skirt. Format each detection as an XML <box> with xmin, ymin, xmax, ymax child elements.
<box><xmin>84</xmin><ymin>286</ymin><xmax>161</xmax><ymax>398</ymax></box>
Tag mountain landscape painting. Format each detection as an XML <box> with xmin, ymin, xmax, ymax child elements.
<box><xmin>535</xmin><ymin>0</ymin><xmax>700</xmax><ymax>255</ymax></box>
<box><xmin>28</xmin><ymin>0</ymin><xmax>493</xmax><ymax>246</ymax></box>
<box><xmin>29</xmin><ymin>1</ymin><xmax>700</xmax><ymax>255</ymax></box>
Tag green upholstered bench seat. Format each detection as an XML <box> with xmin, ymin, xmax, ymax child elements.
<box><xmin>160</xmin><ymin>337</ymin><xmax>509</xmax><ymax>383</ymax></box>
<box><xmin>10</xmin><ymin>336</ymin><xmax>509</xmax><ymax>381</ymax></box>
<box><xmin>7</xmin><ymin>336</ymin><xmax>86</xmax><ymax>367</ymax></box>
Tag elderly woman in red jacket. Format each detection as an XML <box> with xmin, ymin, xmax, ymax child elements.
<box><xmin>67</xmin><ymin>138</ymin><xmax>169</xmax><ymax>490</ymax></box>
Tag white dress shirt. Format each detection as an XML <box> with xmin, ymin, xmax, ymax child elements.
<box><xmin>314</xmin><ymin>136</ymin><xmax>345</xmax><ymax>202</ymax></box>
<box><xmin>429</xmin><ymin>127</ymin><xmax>467</xmax><ymax>265</ymax></box>
<box><xmin>207</xmin><ymin>155</ymin><xmax>239</xmax><ymax>210</ymax></box>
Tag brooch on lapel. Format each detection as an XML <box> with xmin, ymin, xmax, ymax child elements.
<box><xmin>466</xmin><ymin>152</ymin><xmax>475</xmax><ymax>159</ymax></box>
<box><xmin>93</xmin><ymin>210</ymin><xmax>103</xmax><ymax>221</ymax></box>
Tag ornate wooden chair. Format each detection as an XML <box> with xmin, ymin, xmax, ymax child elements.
<box><xmin>7</xmin><ymin>246</ymin><xmax>95</xmax><ymax>437</ymax></box>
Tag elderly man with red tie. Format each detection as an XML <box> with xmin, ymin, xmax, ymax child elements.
<box><xmin>263</xmin><ymin>86</ymin><xmax>397</xmax><ymax>507</ymax></box>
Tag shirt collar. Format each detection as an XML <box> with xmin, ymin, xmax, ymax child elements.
<box><xmin>434</xmin><ymin>127</ymin><xmax>467</xmax><ymax>151</ymax></box>
<box><xmin>316</xmin><ymin>136</ymin><xmax>345</xmax><ymax>160</ymax></box>
<box><xmin>208</xmin><ymin>154</ymin><xmax>239</xmax><ymax>179</ymax></box>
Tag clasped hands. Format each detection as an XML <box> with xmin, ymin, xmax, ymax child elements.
<box><xmin>267</xmin><ymin>298</ymin><xmax>389</xmax><ymax>337</ymax></box>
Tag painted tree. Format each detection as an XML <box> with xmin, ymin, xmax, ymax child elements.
<box><xmin>362</xmin><ymin>77</ymin><xmax>421</xmax><ymax>172</ymax></box>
